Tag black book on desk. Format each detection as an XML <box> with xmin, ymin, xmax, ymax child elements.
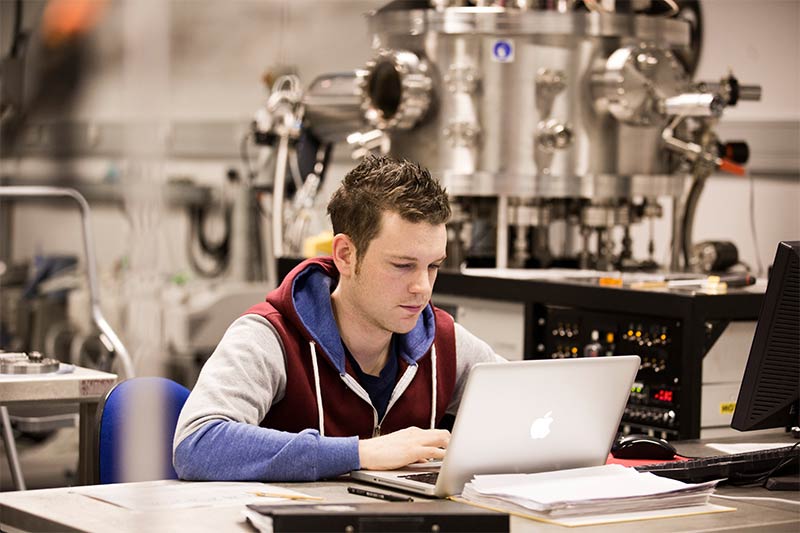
<box><xmin>245</xmin><ymin>501</ymin><xmax>509</xmax><ymax>533</ymax></box>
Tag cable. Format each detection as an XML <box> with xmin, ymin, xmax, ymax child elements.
<box><xmin>582</xmin><ymin>0</ymin><xmax>605</xmax><ymax>13</ymax></box>
<box><xmin>682</xmin><ymin>174</ymin><xmax>707</xmax><ymax>269</ymax></box>
<box><xmin>9</xmin><ymin>0</ymin><xmax>29</xmax><ymax>58</ymax></box>
<box><xmin>710</xmin><ymin>494</ymin><xmax>800</xmax><ymax>507</ymax></box>
<box><xmin>240</xmin><ymin>130</ymin><xmax>257</xmax><ymax>181</ymax></box>
<box><xmin>288</xmin><ymin>146</ymin><xmax>304</xmax><ymax>192</ymax></box>
<box><xmin>659</xmin><ymin>0</ymin><xmax>680</xmax><ymax>17</ymax></box>
<box><xmin>724</xmin><ymin>442</ymin><xmax>800</xmax><ymax>487</ymax></box>
<box><xmin>747</xmin><ymin>168</ymin><xmax>765</xmax><ymax>276</ymax></box>
<box><xmin>187</xmin><ymin>205</ymin><xmax>228</xmax><ymax>278</ymax></box>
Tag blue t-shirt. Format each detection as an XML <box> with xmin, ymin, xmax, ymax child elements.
<box><xmin>345</xmin><ymin>337</ymin><xmax>399</xmax><ymax>421</ymax></box>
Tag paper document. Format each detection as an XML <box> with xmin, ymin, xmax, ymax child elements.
<box><xmin>706</xmin><ymin>442</ymin><xmax>792</xmax><ymax>454</ymax></box>
<box><xmin>72</xmin><ymin>480</ymin><xmax>316</xmax><ymax>511</ymax></box>
<box><xmin>460</xmin><ymin>464</ymin><xmax>721</xmax><ymax>519</ymax></box>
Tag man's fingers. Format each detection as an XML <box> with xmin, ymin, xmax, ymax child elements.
<box><xmin>417</xmin><ymin>429</ymin><xmax>450</xmax><ymax>448</ymax></box>
<box><xmin>418</xmin><ymin>446</ymin><xmax>447</xmax><ymax>461</ymax></box>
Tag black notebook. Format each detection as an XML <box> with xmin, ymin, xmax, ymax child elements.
<box><xmin>245</xmin><ymin>501</ymin><xmax>509</xmax><ymax>533</ymax></box>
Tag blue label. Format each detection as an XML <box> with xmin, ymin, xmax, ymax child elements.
<box><xmin>492</xmin><ymin>40</ymin><xmax>514</xmax><ymax>63</ymax></box>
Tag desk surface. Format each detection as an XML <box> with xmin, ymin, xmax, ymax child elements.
<box><xmin>1</xmin><ymin>432</ymin><xmax>798</xmax><ymax>532</ymax></box>
<box><xmin>0</xmin><ymin>478</ymin><xmax>798</xmax><ymax>533</ymax></box>
<box><xmin>0</xmin><ymin>367</ymin><xmax>117</xmax><ymax>404</ymax></box>
<box><xmin>3</xmin><ymin>427</ymin><xmax>800</xmax><ymax>533</ymax></box>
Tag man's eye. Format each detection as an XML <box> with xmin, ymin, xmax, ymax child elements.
<box><xmin>393</xmin><ymin>263</ymin><xmax>413</xmax><ymax>269</ymax></box>
<box><xmin>429</xmin><ymin>264</ymin><xmax>442</xmax><ymax>271</ymax></box>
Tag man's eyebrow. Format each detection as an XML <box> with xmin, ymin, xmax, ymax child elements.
<box><xmin>388</xmin><ymin>255</ymin><xmax>447</xmax><ymax>263</ymax></box>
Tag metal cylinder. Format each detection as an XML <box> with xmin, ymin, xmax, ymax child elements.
<box><xmin>737</xmin><ymin>84</ymin><xmax>762</xmax><ymax>102</ymax></box>
<box><xmin>303</xmin><ymin>72</ymin><xmax>365</xmax><ymax>143</ymax></box>
<box><xmin>663</xmin><ymin>93</ymin><xmax>724</xmax><ymax>118</ymax></box>
<box><xmin>366</xmin><ymin>7</ymin><xmax>692</xmax><ymax>200</ymax></box>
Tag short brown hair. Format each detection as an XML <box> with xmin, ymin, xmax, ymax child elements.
<box><xmin>327</xmin><ymin>155</ymin><xmax>451</xmax><ymax>261</ymax></box>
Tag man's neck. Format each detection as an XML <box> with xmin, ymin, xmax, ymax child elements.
<box><xmin>330</xmin><ymin>287</ymin><xmax>392</xmax><ymax>376</ymax></box>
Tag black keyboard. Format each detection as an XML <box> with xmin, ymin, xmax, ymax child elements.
<box><xmin>400</xmin><ymin>472</ymin><xmax>439</xmax><ymax>485</ymax></box>
<box><xmin>636</xmin><ymin>444</ymin><xmax>800</xmax><ymax>483</ymax></box>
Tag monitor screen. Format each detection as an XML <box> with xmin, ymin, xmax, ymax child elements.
<box><xmin>731</xmin><ymin>241</ymin><xmax>800</xmax><ymax>432</ymax></box>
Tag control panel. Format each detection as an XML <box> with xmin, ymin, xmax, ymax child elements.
<box><xmin>531</xmin><ymin>305</ymin><xmax>684</xmax><ymax>440</ymax></box>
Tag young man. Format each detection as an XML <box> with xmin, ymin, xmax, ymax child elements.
<box><xmin>173</xmin><ymin>155</ymin><xmax>503</xmax><ymax>481</ymax></box>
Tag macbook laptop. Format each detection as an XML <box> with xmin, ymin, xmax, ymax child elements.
<box><xmin>350</xmin><ymin>355</ymin><xmax>640</xmax><ymax>497</ymax></box>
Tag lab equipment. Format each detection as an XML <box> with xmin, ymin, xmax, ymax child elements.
<box><xmin>280</xmin><ymin>0</ymin><xmax>762</xmax><ymax>271</ymax></box>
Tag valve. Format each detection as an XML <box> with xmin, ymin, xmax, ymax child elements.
<box><xmin>357</xmin><ymin>49</ymin><xmax>433</xmax><ymax>131</ymax></box>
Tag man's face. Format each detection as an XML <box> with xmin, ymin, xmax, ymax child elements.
<box><xmin>347</xmin><ymin>211</ymin><xmax>447</xmax><ymax>335</ymax></box>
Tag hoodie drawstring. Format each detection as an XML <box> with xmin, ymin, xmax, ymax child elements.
<box><xmin>310</xmin><ymin>340</ymin><xmax>438</xmax><ymax>435</ymax></box>
<box><xmin>430</xmin><ymin>344</ymin><xmax>437</xmax><ymax>430</ymax></box>
<box><xmin>309</xmin><ymin>341</ymin><xmax>325</xmax><ymax>437</ymax></box>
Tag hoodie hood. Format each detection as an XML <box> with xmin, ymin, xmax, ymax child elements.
<box><xmin>266</xmin><ymin>257</ymin><xmax>436</xmax><ymax>374</ymax></box>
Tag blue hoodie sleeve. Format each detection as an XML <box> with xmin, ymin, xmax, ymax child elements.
<box><xmin>172</xmin><ymin>314</ymin><xmax>361</xmax><ymax>482</ymax></box>
<box><xmin>174</xmin><ymin>420</ymin><xmax>360</xmax><ymax>481</ymax></box>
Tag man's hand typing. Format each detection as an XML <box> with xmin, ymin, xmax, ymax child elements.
<box><xmin>357</xmin><ymin>426</ymin><xmax>450</xmax><ymax>470</ymax></box>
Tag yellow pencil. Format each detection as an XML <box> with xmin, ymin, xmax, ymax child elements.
<box><xmin>250</xmin><ymin>491</ymin><xmax>324</xmax><ymax>501</ymax></box>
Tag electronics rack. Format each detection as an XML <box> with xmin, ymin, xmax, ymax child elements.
<box><xmin>531</xmin><ymin>306</ymin><xmax>684</xmax><ymax>439</ymax></box>
<box><xmin>430</xmin><ymin>273</ymin><xmax>764</xmax><ymax>440</ymax></box>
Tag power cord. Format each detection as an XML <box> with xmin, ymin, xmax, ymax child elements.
<box><xmin>724</xmin><ymin>442</ymin><xmax>800</xmax><ymax>488</ymax></box>
<box><xmin>747</xmin><ymin>168</ymin><xmax>765</xmax><ymax>276</ymax></box>
<box><xmin>710</xmin><ymin>494</ymin><xmax>800</xmax><ymax>507</ymax></box>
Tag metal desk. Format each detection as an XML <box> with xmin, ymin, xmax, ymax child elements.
<box><xmin>1</xmin><ymin>432</ymin><xmax>798</xmax><ymax>532</ymax></box>
<box><xmin>0</xmin><ymin>367</ymin><xmax>117</xmax><ymax>486</ymax></box>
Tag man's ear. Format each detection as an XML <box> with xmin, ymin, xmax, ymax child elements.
<box><xmin>331</xmin><ymin>233</ymin><xmax>357</xmax><ymax>278</ymax></box>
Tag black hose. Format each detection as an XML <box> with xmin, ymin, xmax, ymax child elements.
<box><xmin>187</xmin><ymin>204</ymin><xmax>231</xmax><ymax>278</ymax></box>
<box><xmin>681</xmin><ymin>175</ymin><xmax>707</xmax><ymax>270</ymax></box>
<box><xmin>10</xmin><ymin>0</ymin><xmax>24</xmax><ymax>58</ymax></box>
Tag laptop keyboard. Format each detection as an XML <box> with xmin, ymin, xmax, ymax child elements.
<box><xmin>400</xmin><ymin>472</ymin><xmax>439</xmax><ymax>485</ymax></box>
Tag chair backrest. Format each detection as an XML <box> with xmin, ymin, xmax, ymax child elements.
<box><xmin>97</xmin><ymin>377</ymin><xmax>190</xmax><ymax>484</ymax></box>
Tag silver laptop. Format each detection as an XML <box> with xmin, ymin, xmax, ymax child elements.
<box><xmin>350</xmin><ymin>356</ymin><xmax>640</xmax><ymax>497</ymax></box>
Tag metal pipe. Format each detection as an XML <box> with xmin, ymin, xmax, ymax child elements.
<box><xmin>496</xmin><ymin>195</ymin><xmax>508</xmax><ymax>269</ymax></box>
<box><xmin>737</xmin><ymin>84</ymin><xmax>762</xmax><ymax>102</ymax></box>
<box><xmin>663</xmin><ymin>93</ymin><xmax>723</xmax><ymax>118</ymax></box>
<box><xmin>272</xmin><ymin>133</ymin><xmax>290</xmax><ymax>259</ymax></box>
<box><xmin>1</xmin><ymin>406</ymin><xmax>25</xmax><ymax>490</ymax></box>
<box><xmin>670</xmin><ymin>195</ymin><xmax>684</xmax><ymax>271</ymax></box>
<box><xmin>0</xmin><ymin>186</ymin><xmax>134</xmax><ymax>379</ymax></box>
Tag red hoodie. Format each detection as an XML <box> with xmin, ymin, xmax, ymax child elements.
<box><xmin>245</xmin><ymin>257</ymin><xmax>457</xmax><ymax>439</ymax></box>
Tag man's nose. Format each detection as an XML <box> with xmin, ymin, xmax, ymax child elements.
<box><xmin>409</xmin><ymin>268</ymin><xmax>432</xmax><ymax>295</ymax></box>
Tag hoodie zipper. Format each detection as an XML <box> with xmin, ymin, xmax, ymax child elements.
<box><xmin>373</xmin><ymin>364</ymin><xmax>419</xmax><ymax>436</ymax></box>
<box><xmin>340</xmin><ymin>364</ymin><xmax>419</xmax><ymax>437</ymax></box>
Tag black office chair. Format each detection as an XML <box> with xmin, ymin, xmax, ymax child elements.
<box><xmin>96</xmin><ymin>377</ymin><xmax>190</xmax><ymax>484</ymax></box>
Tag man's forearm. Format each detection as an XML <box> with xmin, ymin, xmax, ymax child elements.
<box><xmin>173</xmin><ymin>420</ymin><xmax>360</xmax><ymax>481</ymax></box>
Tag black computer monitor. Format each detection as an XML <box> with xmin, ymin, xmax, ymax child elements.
<box><xmin>731</xmin><ymin>241</ymin><xmax>800</xmax><ymax>433</ymax></box>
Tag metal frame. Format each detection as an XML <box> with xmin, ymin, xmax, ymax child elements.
<box><xmin>0</xmin><ymin>186</ymin><xmax>133</xmax><ymax>490</ymax></box>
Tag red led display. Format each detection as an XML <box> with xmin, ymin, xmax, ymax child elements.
<box><xmin>653</xmin><ymin>389</ymin><xmax>673</xmax><ymax>403</ymax></box>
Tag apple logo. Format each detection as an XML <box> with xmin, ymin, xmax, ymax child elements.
<box><xmin>530</xmin><ymin>411</ymin><xmax>553</xmax><ymax>439</ymax></box>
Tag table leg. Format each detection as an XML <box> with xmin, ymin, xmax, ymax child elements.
<box><xmin>1</xmin><ymin>405</ymin><xmax>26</xmax><ymax>490</ymax></box>
<box><xmin>78</xmin><ymin>402</ymin><xmax>99</xmax><ymax>485</ymax></box>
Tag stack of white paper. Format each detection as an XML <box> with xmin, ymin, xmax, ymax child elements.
<box><xmin>460</xmin><ymin>464</ymin><xmax>720</xmax><ymax>519</ymax></box>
